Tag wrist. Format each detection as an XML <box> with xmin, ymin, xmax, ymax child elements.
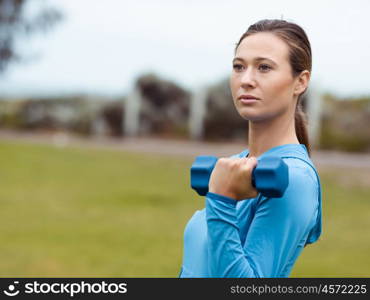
<box><xmin>209</xmin><ymin>188</ymin><xmax>237</xmax><ymax>200</ymax></box>
<box><xmin>206</xmin><ymin>192</ymin><xmax>238</xmax><ymax>204</ymax></box>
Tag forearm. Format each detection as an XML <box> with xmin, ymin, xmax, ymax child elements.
<box><xmin>205</xmin><ymin>192</ymin><xmax>259</xmax><ymax>278</ymax></box>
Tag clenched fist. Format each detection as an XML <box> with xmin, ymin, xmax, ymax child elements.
<box><xmin>209</xmin><ymin>156</ymin><xmax>258</xmax><ymax>201</ymax></box>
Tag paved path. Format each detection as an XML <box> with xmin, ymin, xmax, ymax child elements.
<box><xmin>1</xmin><ymin>129</ymin><xmax>370</xmax><ymax>169</ymax></box>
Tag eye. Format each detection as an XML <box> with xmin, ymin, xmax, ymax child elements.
<box><xmin>258</xmin><ymin>64</ymin><xmax>272</xmax><ymax>72</ymax></box>
<box><xmin>232</xmin><ymin>63</ymin><xmax>244</xmax><ymax>72</ymax></box>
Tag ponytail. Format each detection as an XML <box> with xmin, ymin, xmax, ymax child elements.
<box><xmin>295</xmin><ymin>100</ymin><xmax>311</xmax><ymax>156</ymax></box>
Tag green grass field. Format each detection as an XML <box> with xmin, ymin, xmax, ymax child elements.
<box><xmin>0</xmin><ymin>140</ymin><xmax>369</xmax><ymax>277</ymax></box>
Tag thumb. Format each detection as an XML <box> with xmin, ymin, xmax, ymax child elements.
<box><xmin>247</xmin><ymin>156</ymin><xmax>258</xmax><ymax>169</ymax></box>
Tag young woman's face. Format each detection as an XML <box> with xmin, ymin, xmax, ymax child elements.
<box><xmin>230</xmin><ymin>32</ymin><xmax>299</xmax><ymax>122</ymax></box>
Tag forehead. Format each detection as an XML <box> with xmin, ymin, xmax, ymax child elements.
<box><xmin>236</xmin><ymin>32</ymin><xmax>290</xmax><ymax>63</ymax></box>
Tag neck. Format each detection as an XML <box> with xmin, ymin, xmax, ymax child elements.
<box><xmin>247</xmin><ymin>109</ymin><xmax>299</xmax><ymax>158</ymax></box>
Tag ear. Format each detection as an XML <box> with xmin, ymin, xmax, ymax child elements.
<box><xmin>293</xmin><ymin>70</ymin><xmax>310</xmax><ymax>96</ymax></box>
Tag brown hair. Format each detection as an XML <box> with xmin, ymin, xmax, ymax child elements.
<box><xmin>234</xmin><ymin>19</ymin><xmax>311</xmax><ymax>155</ymax></box>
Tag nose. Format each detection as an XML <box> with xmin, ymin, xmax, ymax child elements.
<box><xmin>240</xmin><ymin>68</ymin><xmax>257</xmax><ymax>89</ymax></box>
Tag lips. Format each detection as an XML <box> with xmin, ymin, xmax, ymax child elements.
<box><xmin>238</xmin><ymin>95</ymin><xmax>260</xmax><ymax>100</ymax></box>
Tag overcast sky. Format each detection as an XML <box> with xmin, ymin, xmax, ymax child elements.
<box><xmin>0</xmin><ymin>0</ymin><xmax>369</xmax><ymax>98</ymax></box>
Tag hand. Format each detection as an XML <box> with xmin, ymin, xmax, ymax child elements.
<box><xmin>208</xmin><ymin>156</ymin><xmax>258</xmax><ymax>201</ymax></box>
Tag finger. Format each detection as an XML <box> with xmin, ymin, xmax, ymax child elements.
<box><xmin>237</xmin><ymin>156</ymin><xmax>249</xmax><ymax>167</ymax></box>
<box><xmin>247</xmin><ymin>156</ymin><xmax>258</xmax><ymax>168</ymax></box>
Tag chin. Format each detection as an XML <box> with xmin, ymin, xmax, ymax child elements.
<box><xmin>236</xmin><ymin>107</ymin><xmax>266</xmax><ymax>122</ymax></box>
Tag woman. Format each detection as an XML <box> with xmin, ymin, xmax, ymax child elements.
<box><xmin>179</xmin><ymin>19</ymin><xmax>322</xmax><ymax>278</ymax></box>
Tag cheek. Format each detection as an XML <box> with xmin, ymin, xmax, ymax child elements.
<box><xmin>262</xmin><ymin>75</ymin><xmax>294</xmax><ymax>102</ymax></box>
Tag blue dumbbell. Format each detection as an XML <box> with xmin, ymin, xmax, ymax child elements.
<box><xmin>190</xmin><ymin>156</ymin><xmax>289</xmax><ymax>198</ymax></box>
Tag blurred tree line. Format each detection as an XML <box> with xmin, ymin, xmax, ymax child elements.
<box><xmin>319</xmin><ymin>94</ymin><xmax>370</xmax><ymax>152</ymax></box>
<box><xmin>1</xmin><ymin>72</ymin><xmax>370</xmax><ymax>153</ymax></box>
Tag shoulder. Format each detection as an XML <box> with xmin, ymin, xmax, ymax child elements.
<box><xmin>283</xmin><ymin>157</ymin><xmax>319</xmax><ymax>189</ymax></box>
<box><xmin>282</xmin><ymin>157</ymin><xmax>319</xmax><ymax>206</ymax></box>
<box><xmin>257</xmin><ymin>157</ymin><xmax>319</xmax><ymax>222</ymax></box>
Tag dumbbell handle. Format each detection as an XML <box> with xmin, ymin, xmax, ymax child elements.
<box><xmin>191</xmin><ymin>155</ymin><xmax>289</xmax><ymax>198</ymax></box>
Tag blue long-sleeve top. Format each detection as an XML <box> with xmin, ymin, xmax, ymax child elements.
<box><xmin>179</xmin><ymin>144</ymin><xmax>322</xmax><ymax>278</ymax></box>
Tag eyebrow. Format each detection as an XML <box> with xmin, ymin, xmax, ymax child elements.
<box><xmin>232</xmin><ymin>56</ymin><xmax>278</xmax><ymax>66</ymax></box>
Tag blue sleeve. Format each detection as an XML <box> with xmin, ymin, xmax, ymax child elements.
<box><xmin>205</xmin><ymin>163</ymin><xmax>319</xmax><ymax>277</ymax></box>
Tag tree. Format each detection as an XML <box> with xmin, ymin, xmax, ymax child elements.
<box><xmin>0</xmin><ymin>0</ymin><xmax>62</xmax><ymax>74</ymax></box>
